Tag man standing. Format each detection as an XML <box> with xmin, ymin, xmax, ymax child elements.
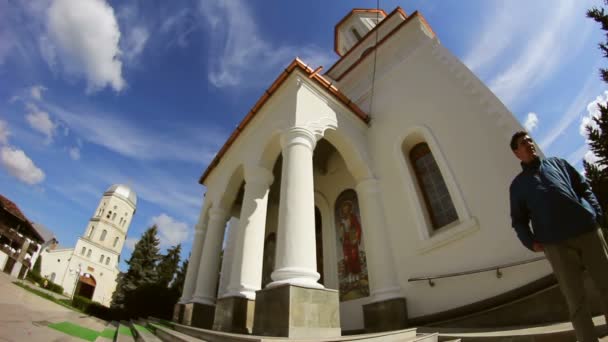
<box><xmin>509</xmin><ymin>131</ymin><xmax>608</xmax><ymax>342</ymax></box>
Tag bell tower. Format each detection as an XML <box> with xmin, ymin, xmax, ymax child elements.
<box><xmin>334</xmin><ymin>9</ymin><xmax>387</xmax><ymax>56</ymax></box>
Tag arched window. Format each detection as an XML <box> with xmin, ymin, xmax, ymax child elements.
<box><xmin>87</xmin><ymin>249</ymin><xmax>92</xmax><ymax>258</ymax></box>
<box><xmin>409</xmin><ymin>143</ymin><xmax>458</xmax><ymax>230</ymax></box>
<box><xmin>99</xmin><ymin>254</ymin><xmax>104</xmax><ymax>263</ymax></box>
<box><xmin>50</xmin><ymin>272</ymin><xmax>56</xmax><ymax>282</ymax></box>
<box><xmin>113</xmin><ymin>237</ymin><xmax>119</xmax><ymax>247</ymax></box>
<box><xmin>81</xmin><ymin>247</ymin><xmax>86</xmax><ymax>255</ymax></box>
<box><xmin>112</xmin><ymin>212</ymin><xmax>117</xmax><ymax>221</ymax></box>
<box><xmin>119</xmin><ymin>218</ymin><xmax>123</xmax><ymax>225</ymax></box>
<box><xmin>100</xmin><ymin>230</ymin><xmax>107</xmax><ymax>241</ymax></box>
<box><xmin>88</xmin><ymin>226</ymin><xmax>95</xmax><ymax>238</ymax></box>
<box><xmin>105</xmin><ymin>257</ymin><xmax>110</xmax><ymax>265</ymax></box>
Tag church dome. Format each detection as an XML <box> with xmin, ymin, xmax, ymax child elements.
<box><xmin>104</xmin><ymin>184</ymin><xmax>137</xmax><ymax>208</ymax></box>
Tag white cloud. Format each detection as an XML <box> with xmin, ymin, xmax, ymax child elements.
<box><xmin>0</xmin><ymin>120</ymin><xmax>10</xmax><ymax>144</ymax></box>
<box><xmin>150</xmin><ymin>213</ymin><xmax>189</xmax><ymax>248</ymax></box>
<box><xmin>198</xmin><ymin>0</ymin><xmax>334</xmax><ymax>88</ymax></box>
<box><xmin>25</xmin><ymin>103</ymin><xmax>55</xmax><ymax>143</ymax></box>
<box><xmin>524</xmin><ymin>112</ymin><xmax>539</xmax><ymax>132</ymax></box>
<box><xmin>584</xmin><ymin>150</ymin><xmax>600</xmax><ymax>165</ymax></box>
<box><xmin>539</xmin><ymin>72</ymin><xmax>600</xmax><ymax>150</ymax></box>
<box><xmin>45</xmin><ymin>0</ymin><xmax>125</xmax><ymax>92</ymax></box>
<box><xmin>0</xmin><ymin>146</ymin><xmax>45</xmax><ymax>184</ymax></box>
<box><xmin>46</xmin><ymin>102</ymin><xmax>224</xmax><ymax>163</ymax></box>
<box><xmin>124</xmin><ymin>237</ymin><xmax>138</xmax><ymax>251</ymax></box>
<box><xmin>30</xmin><ymin>85</ymin><xmax>47</xmax><ymax>100</ymax></box>
<box><xmin>579</xmin><ymin>90</ymin><xmax>608</xmax><ymax>137</ymax></box>
<box><xmin>69</xmin><ymin>147</ymin><xmax>81</xmax><ymax>160</ymax></box>
<box><xmin>123</xmin><ymin>26</ymin><xmax>149</xmax><ymax>62</ymax></box>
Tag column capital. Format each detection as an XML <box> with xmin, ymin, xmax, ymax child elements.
<box><xmin>356</xmin><ymin>178</ymin><xmax>381</xmax><ymax>194</ymax></box>
<box><xmin>244</xmin><ymin>165</ymin><xmax>274</xmax><ymax>188</ymax></box>
<box><xmin>280</xmin><ymin>127</ymin><xmax>317</xmax><ymax>151</ymax></box>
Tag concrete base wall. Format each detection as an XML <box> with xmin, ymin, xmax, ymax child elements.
<box><xmin>253</xmin><ymin>284</ymin><xmax>341</xmax><ymax>338</ymax></box>
<box><xmin>213</xmin><ymin>296</ymin><xmax>255</xmax><ymax>334</ymax></box>
<box><xmin>173</xmin><ymin>303</ymin><xmax>184</xmax><ymax>324</ymax></box>
<box><xmin>183</xmin><ymin>302</ymin><xmax>215</xmax><ymax>329</ymax></box>
<box><xmin>363</xmin><ymin>297</ymin><xmax>408</xmax><ymax>332</ymax></box>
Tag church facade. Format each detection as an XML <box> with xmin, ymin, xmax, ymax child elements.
<box><xmin>40</xmin><ymin>184</ymin><xmax>136</xmax><ymax>307</ymax></box>
<box><xmin>176</xmin><ymin>8</ymin><xmax>552</xmax><ymax>337</ymax></box>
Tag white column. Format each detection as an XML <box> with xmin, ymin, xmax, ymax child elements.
<box><xmin>269</xmin><ymin>127</ymin><xmax>323</xmax><ymax>289</ymax></box>
<box><xmin>224</xmin><ymin>166</ymin><xmax>273</xmax><ymax>299</ymax></box>
<box><xmin>356</xmin><ymin>178</ymin><xmax>402</xmax><ymax>301</ymax></box>
<box><xmin>191</xmin><ymin>207</ymin><xmax>229</xmax><ymax>305</ymax></box>
<box><xmin>217</xmin><ymin>217</ymin><xmax>239</xmax><ymax>297</ymax></box>
<box><xmin>180</xmin><ymin>203</ymin><xmax>210</xmax><ymax>303</ymax></box>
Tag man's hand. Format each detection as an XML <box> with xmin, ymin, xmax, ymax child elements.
<box><xmin>532</xmin><ymin>242</ymin><xmax>544</xmax><ymax>252</ymax></box>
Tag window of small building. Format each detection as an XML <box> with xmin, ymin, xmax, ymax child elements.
<box><xmin>87</xmin><ymin>249</ymin><xmax>92</xmax><ymax>258</ymax></box>
<box><xmin>113</xmin><ymin>237</ymin><xmax>119</xmax><ymax>247</ymax></box>
<box><xmin>50</xmin><ymin>272</ymin><xmax>56</xmax><ymax>282</ymax></box>
<box><xmin>105</xmin><ymin>257</ymin><xmax>110</xmax><ymax>265</ymax></box>
<box><xmin>100</xmin><ymin>230</ymin><xmax>107</xmax><ymax>241</ymax></box>
<box><xmin>99</xmin><ymin>254</ymin><xmax>104</xmax><ymax>263</ymax></box>
<box><xmin>81</xmin><ymin>247</ymin><xmax>86</xmax><ymax>255</ymax></box>
<box><xmin>409</xmin><ymin>142</ymin><xmax>458</xmax><ymax>230</ymax></box>
<box><xmin>112</xmin><ymin>212</ymin><xmax>116</xmax><ymax>221</ymax></box>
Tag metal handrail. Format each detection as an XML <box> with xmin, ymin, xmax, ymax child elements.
<box><xmin>408</xmin><ymin>256</ymin><xmax>547</xmax><ymax>287</ymax></box>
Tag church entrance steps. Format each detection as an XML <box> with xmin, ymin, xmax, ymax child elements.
<box><xmin>146</xmin><ymin>321</ymin><xmax>439</xmax><ymax>342</ymax></box>
<box><xmin>131</xmin><ymin>320</ymin><xmax>163</xmax><ymax>342</ymax></box>
<box><xmin>94</xmin><ymin>321</ymin><xmax>118</xmax><ymax>341</ymax></box>
<box><xmin>116</xmin><ymin>320</ymin><xmax>136</xmax><ymax>342</ymax></box>
<box><xmin>422</xmin><ymin>314</ymin><xmax>607</xmax><ymax>341</ymax></box>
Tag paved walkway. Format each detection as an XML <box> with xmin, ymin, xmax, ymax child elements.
<box><xmin>0</xmin><ymin>271</ymin><xmax>106</xmax><ymax>341</ymax></box>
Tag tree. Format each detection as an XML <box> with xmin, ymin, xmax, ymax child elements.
<box><xmin>170</xmin><ymin>256</ymin><xmax>189</xmax><ymax>295</ymax></box>
<box><xmin>33</xmin><ymin>254</ymin><xmax>41</xmax><ymax>274</ymax></box>
<box><xmin>110</xmin><ymin>225</ymin><xmax>161</xmax><ymax>310</ymax></box>
<box><xmin>586</xmin><ymin>3</ymin><xmax>608</xmax><ymax>225</ymax></box>
<box><xmin>156</xmin><ymin>244</ymin><xmax>182</xmax><ymax>288</ymax></box>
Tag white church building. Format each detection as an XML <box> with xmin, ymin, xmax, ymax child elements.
<box><xmin>40</xmin><ymin>184</ymin><xmax>136</xmax><ymax>307</ymax></box>
<box><xmin>175</xmin><ymin>7</ymin><xmax>553</xmax><ymax>338</ymax></box>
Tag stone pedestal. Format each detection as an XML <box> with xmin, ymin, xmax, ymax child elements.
<box><xmin>252</xmin><ymin>284</ymin><xmax>340</xmax><ymax>338</ymax></box>
<box><xmin>212</xmin><ymin>296</ymin><xmax>255</xmax><ymax>334</ymax></box>
<box><xmin>173</xmin><ymin>303</ymin><xmax>185</xmax><ymax>324</ymax></box>
<box><xmin>363</xmin><ymin>297</ymin><xmax>408</xmax><ymax>332</ymax></box>
<box><xmin>182</xmin><ymin>302</ymin><xmax>215</xmax><ymax>329</ymax></box>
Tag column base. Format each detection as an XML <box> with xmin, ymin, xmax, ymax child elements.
<box><xmin>252</xmin><ymin>284</ymin><xmax>340</xmax><ymax>338</ymax></box>
<box><xmin>173</xmin><ymin>303</ymin><xmax>185</xmax><ymax>324</ymax></box>
<box><xmin>212</xmin><ymin>296</ymin><xmax>255</xmax><ymax>334</ymax></box>
<box><xmin>182</xmin><ymin>302</ymin><xmax>215</xmax><ymax>329</ymax></box>
<box><xmin>363</xmin><ymin>297</ymin><xmax>408</xmax><ymax>332</ymax></box>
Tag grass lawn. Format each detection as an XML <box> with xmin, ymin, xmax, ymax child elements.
<box><xmin>118</xmin><ymin>324</ymin><xmax>134</xmax><ymax>336</ymax></box>
<box><xmin>99</xmin><ymin>327</ymin><xmax>117</xmax><ymax>339</ymax></box>
<box><xmin>12</xmin><ymin>281</ymin><xmax>83</xmax><ymax>313</ymax></box>
<box><xmin>48</xmin><ymin>321</ymin><xmax>99</xmax><ymax>341</ymax></box>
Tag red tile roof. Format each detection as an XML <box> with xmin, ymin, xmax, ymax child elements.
<box><xmin>0</xmin><ymin>194</ymin><xmax>28</xmax><ymax>223</ymax></box>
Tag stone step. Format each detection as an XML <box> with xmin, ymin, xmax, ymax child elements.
<box><xmin>116</xmin><ymin>320</ymin><xmax>136</xmax><ymax>342</ymax></box>
<box><xmin>94</xmin><ymin>321</ymin><xmax>118</xmax><ymax>342</ymax></box>
<box><xmin>131</xmin><ymin>320</ymin><xmax>163</xmax><ymax>342</ymax></box>
<box><xmin>424</xmin><ymin>314</ymin><xmax>607</xmax><ymax>342</ymax></box>
<box><xmin>148</xmin><ymin>321</ymin><xmax>438</xmax><ymax>342</ymax></box>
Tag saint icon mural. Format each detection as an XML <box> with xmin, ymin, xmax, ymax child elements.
<box><xmin>335</xmin><ymin>189</ymin><xmax>369</xmax><ymax>301</ymax></box>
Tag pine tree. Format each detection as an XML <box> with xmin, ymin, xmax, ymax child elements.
<box><xmin>170</xmin><ymin>256</ymin><xmax>189</xmax><ymax>295</ymax></box>
<box><xmin>156</xmin><ymin>244</ymin><xmax>182</xmax><ymax>288</ymax></box>
<box><xmin>586</xmin><ymin>3</ymin><xmax>608</xmax><ymax>225</ymax></box>
<box><xmin>111</xmin><ymin>225</ymin><xmax>161</xmax><ymax>309</ymax></box>
<box><xmin>33</xmin><ymin>254</ymin><xmax>41</xmax><ymax>274</ymax></box>
<box><xmin>111</xmin><ymin>272</ymin><xmax>126</xmax><ymax>309</ymax></box>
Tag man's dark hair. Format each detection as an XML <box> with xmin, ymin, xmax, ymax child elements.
<box><xmin>510</xmin><ymin>131</ymin><xmax>528</xmax><ymax>150</ymax></box>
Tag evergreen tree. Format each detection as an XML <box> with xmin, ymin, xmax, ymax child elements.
<box><xmin>586</xmin><ymin>3</ymin><xmax>608</xmax><ymax>225</ymax></box>
<box><xmin>156</xmin><ymin>244</ymin><xmax>182</xmax><ymax>288</ymax></box>
<box><xmin>111</xmin><ymin>272</ymin><xmax>126</xmax><ymax>309</ymax></box>
<box><xmin>110</xmin><ymin>225</ymin><xmax>161</xmax><ymax>309</ymax></box>
<box><xmin>170</xmin><ymin>256</ymin><xmax>189</xmax><ymax>295</ymax></box>
<box><xmin>33</xmin><ymin>254</ymin><xmax>41</xmax><ymax>274</ymax></box>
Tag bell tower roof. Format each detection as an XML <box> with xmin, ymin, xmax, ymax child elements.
<box><xmin>334</xmin><ymin>8</ymin><xmax>387</xmax><ymax>56</ymax></box>
<box><xmin>104</xmin><ymin>184</ymin><xmax>137</xmax><ymax>208</ymax></box>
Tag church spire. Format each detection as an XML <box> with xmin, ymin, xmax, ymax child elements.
<box><xmin>334</xmin><ymin>9</ymin><xmax>387</xmax><ymax>56</ymax></box>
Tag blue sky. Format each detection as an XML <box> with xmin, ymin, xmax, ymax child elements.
<box><xmin>0</xmin><ymin>0</ymin><xmax>606</xmax><ymax>271</ymax></box>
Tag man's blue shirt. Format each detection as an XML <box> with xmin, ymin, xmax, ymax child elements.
<box><xmin>509</xmin><ymin>157</ymin><xmax>603</xmax><ymax>251</ymax></box>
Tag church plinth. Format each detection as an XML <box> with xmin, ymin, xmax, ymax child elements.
<box><xmin>363</xmin><ymin>297</ymin><xmax>408</xmax><ymax>332</ymax></box>
<box><xmin>173</xmin><ymin>303</ymin><xmax>185</xmax><ymax>324</ymax></box>
<box><xmin>183</xmin><ymin>302</ymin><xmax>215</xmax><ymax>329</ymax></box>
<box><xmin>252</xmin><ymin>284</ymin><xmax>340</xmax><ymax>338</ymax></box>
<box><xmin>212</xmin><ymin>296</ymin><xmax>255</xmax><ymax>334</ymax></box>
